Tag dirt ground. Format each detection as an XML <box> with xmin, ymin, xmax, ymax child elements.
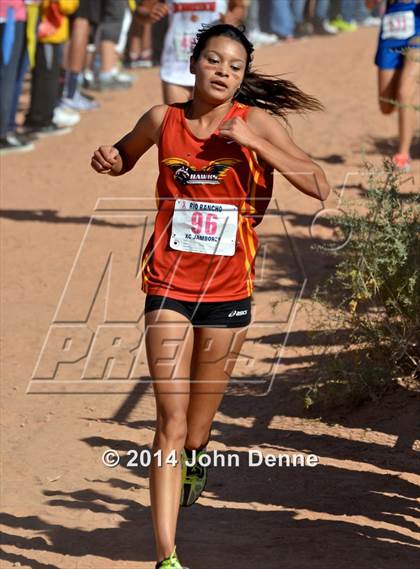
<box><xmin>1</xmin><ymin>26</ymin><xmax>420</xmax><ymax>569</ymax></box>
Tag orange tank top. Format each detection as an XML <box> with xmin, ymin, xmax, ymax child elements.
<box><xmin>141</xmin><ymin>101</ymin><xmax>273</xmax><ymax>302</ymax></box>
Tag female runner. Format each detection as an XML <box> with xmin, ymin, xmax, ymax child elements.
<box><xmin>368</xmin><ymin>0</ymin><xmax>420</xmax><ymax>171</ymax></box>
<box><xmin>91</xmin><ymin>24</ymin><xmax>330</xmax><ymax>569</ymax></box>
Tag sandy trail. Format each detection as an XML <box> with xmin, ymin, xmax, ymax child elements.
<box><xmin>1</xmin><ymin>27</ymin><xmax>419</xmax><ymax>569</ymax></box>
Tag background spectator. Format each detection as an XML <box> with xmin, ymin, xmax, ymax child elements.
<box><xmin>330</xmin><ymin>0</ymin><xmax>360</xmax><ymax>31</ymax></box>
<box><xmin>137</xmin><ymin>0</ymin><xmax>250</xmax><ymax>104</ymax></box>
<box><xmin>246</xmin><ymin>0</ymin><xmax>278</xmax><ymax>46</ymax></box>
<box><xmin>270</xmin><ymin>0</ymin><xmax>307</xmax><ymax>40</ymax></box>
<box><xmin>125</xmin><ymin>0</ymin><xmax>153</xmax><ymax>68</ymax></box>
<box><xmin>0</xmin><ymin>0</ymin><xmax>34</xmax><ymax>153</ymax></box>
<box><xmin>312</xmin><ymin>0</ymin><xmax>339</xmax><ymax>34</ymax></box>
<box><xmin>24</xmin><ymin>0</ymin><xmax>79</xmax><ymax>136</ymax></box>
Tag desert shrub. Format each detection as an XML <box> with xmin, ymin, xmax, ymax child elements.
<box><xmin>305</xmin><ymin>160</ymin><xmax>420</xmax><ymax>410</ymax></box>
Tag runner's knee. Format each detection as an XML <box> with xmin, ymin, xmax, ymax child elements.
<box><xmin>185</xmin><ymin>427</ymin><xmax>211</xmax><ymax>450</ymax></box>
<box><xmin>156</xmin><ymin>412</ymin><xmax>188</xmax><ymax>447</ymax></box>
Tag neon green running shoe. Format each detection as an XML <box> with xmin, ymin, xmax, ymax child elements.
<box><xmin>155</xmin><ymin>546</ymin><xmax>189</xmax><ymax>569</ymax></box>
<box><xmin>329</xmin><ymin>16</ymin><xmax>357</xmax><ymax>32</ymax></box>
<box><xmin>180</xmin><ymin>448</ymin><xmax>208</xmax><ymax>507</ymax></box>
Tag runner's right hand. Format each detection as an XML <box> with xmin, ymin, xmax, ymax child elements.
<box><xmin>91</xmin><ymin>146</ymin><xmax>120</xmax><ymax>174</ymax></box>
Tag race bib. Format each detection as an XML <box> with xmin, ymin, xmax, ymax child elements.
<box><xmin>381</xmin><ymin>11</ymin><xmax>415</xmax><ymax>40</ymax></box>
<box><xmin>174</xmin><ymin>32</ymin><xmax>195</xmax><ymax>61</ymax></box>
<box><xmin>170</xmin><ymin>199</ymin><xmax>238</xmax><ymax>256</ymax></box>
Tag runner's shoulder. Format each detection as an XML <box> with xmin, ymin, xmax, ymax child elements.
<box><xmin>138</xmin><ymin>104</ymin><xmax>169</xmax><ymax>143</ymax></box>
<box><xmin>144</xmin><ymin>104</ymin><xmax>169</xmax><ymax>129</ymax></box>
<box><xmin>247</xmin><ymin>106</ymin><xmax>285</xmax><ymax>136</ymax></box>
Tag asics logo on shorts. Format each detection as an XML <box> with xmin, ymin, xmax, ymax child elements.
<box><xmin>228</xmin><ymin>309</ymin><xmax>248</xmax><ymax>317</ymax></box>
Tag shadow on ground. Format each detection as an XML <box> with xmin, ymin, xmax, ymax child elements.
<box><xmin>1</xmin><ymin>366</ymin><xmax>418</xmax><ymax>569</ymax></box>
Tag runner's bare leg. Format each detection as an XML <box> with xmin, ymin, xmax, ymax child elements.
<box><xmin>185</xmin><ymin>326</ymin><xmax>249</xmax><ymax>450</ymax></box>
<box><xmin>146</xmin><ymin>309</ymin><xmax>193</xmax><ymax>561</ymax></box>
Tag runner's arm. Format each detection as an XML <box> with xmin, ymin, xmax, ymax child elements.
<box><xmin>219</xmin><ymin>107</ymin><xmax>330</xmax><ymax>201</ymax></box>
<box><xmin>249</xmin><ymin>108</ymin><xmax>330</xmax><ymax>201</ymax></box>
<box><xmin>91</xmin><ymin>105</ymin><xmax>167</xmax><ymax>176</ymax></box>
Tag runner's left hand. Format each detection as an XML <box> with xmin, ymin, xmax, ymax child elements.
<box><xmin>219</xmin><ymin>117</ymin><xmax>259</xmax><ymax>149</ymax></box>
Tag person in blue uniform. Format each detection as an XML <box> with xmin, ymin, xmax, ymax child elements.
<box><xmin>370</xmin><ymin>0</ymin><xmax>419</xmax><ymax>171</ymax></box>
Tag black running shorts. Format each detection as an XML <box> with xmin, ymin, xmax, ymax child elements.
<box><xmin>145</xmin><ymin>295</ymin><xmax>252</xmax><ymax>328</ymax></box>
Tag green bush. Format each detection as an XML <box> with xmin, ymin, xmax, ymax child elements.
<box><xmin>305</xmin><ymin>160</ymin><xmax>420</xmax><ymax>410</ymax></box>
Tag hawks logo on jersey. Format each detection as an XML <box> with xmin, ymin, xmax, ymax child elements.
<box><xmin>162</xmin><ymin>157</ymin><xmax>240</xmax><ymax>185</ymax></box>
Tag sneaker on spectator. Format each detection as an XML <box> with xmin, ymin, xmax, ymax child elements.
<box><xmin>125</xmin><ymin>51</ymin><xmax>154</xmax><ymax>68</ymax></box>
<box><xmin>61</xmin><ymin>91</ymin><xmax>100</xmax><ymax>111</ymax></box>
<box><xmin>15</xmin><ymin>128</ymin><xmax>38</xmax><ymax>141</ymax></box>
<box><xmin>330</xmin><ymin>17</ymin><xmax>358</xmax><ymax>32</ymax></box>
<box><xmin>248</xmin><ymin>30</ymin><xmax>278</xmax><ymax>46</ymax></box>
<box><xmin>313</xmin><ymin>19</ymin><xmax>338</xmax><ymax>35</ymax></box>
<box><xmin>115</xmin><ymin>69</ymin><xmax>134</xmax><ymax>84</ymax></box>
<box><xmin>24</xmin><ymin>123</ymin><xmax>72</xmax><ymax>137</ymax></box>
<box><xmin>53</xmin><ymin>106</ymin><xmax>81</xmax><ymax>127</ymax></box>
<box><xmin>361</xmin><ymin>16</ymin><xmax>381</xmax><ymax>27</ymax></box>
<box><xmin>0</xmin><ymin>133</ymin><xmax>35</xmax><ymax>155</ymax></box>
<box><xmin>133</xmin><ymin>56</ymin><xmax>153</xmax><ymax>68</ymax></box>
<box><xmin>274</xmin><ymin>34</ymin><xmax>296</xmax><ymax>42</ymax></box>
<box><xmin>295</xmin><ymin>22</ymin><xmax>314</xmax><ymax>38</ymax></box>
<box><xmin>81</xmin><ymin>69</ymin><xmax>134</xmax><ymax>90</ymax></box>
<box><xmin>89</xmin><ymin>74</ymin><xmax>133</xmax><ymax>92</ymax></box>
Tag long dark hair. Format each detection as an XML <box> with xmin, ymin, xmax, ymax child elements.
<box><xmin>191</xmin><ymin>24</ymin><xmax>324</xmax><ymax>120</ymax></box>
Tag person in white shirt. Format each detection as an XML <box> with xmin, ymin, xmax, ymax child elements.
<box><xmin>137</xmin><ymin>0</ymin><xmax>248</xmax><ymax>103</ymax></box>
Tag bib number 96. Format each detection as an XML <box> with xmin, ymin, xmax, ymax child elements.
<box><xmin>170</xmin><ymin>199</ymin><xmax>238</xmax><ymax>256</ymax></box>
<box><xmin>191</xmin><ymin>211</ymin><xmax>218</xmax><ymax>235</ymax></box>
